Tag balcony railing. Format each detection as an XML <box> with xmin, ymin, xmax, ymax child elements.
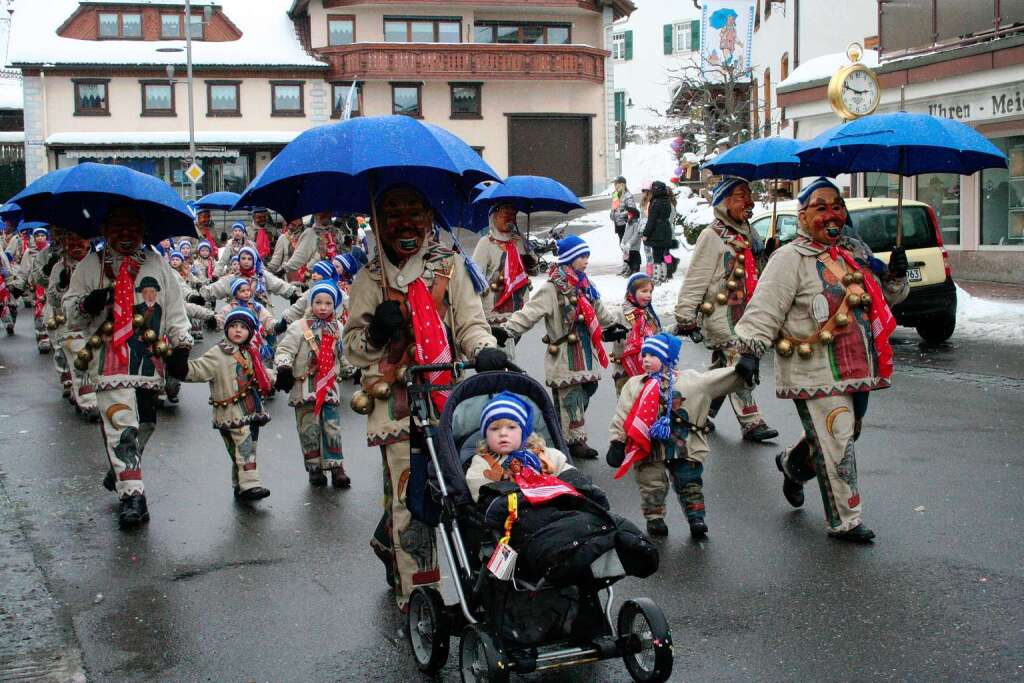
<box><xmin>316</xmin><ymin>43</ymin><xmax>608</xmax><ymax>83</ymax></box>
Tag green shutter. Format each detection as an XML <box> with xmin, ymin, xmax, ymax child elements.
<box><xmin>691</xmin><ymin>20</ymin><xmax>700</xmax><ymax>52</ymax></box>
<box><xmin>614</xmin><ymin>91</ymin><xmax>625</xmax><ymax>123</ymax></box>
<box><xmin>663</xmin><ymin>24</ymin><xmax>673</xmax><ymax>54</ymax></box>
<box><xmin>624</xmin><ymin>30</ymin><xmax>634</xmax><ymax>60</ymax></box>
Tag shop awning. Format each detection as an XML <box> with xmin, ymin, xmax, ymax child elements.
<box><xmin>63</xmin><ymin>148</ymin><xmax>239</xmax><ymax>160</ymax></box>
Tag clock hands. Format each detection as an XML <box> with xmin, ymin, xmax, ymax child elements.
<box><xmin>844</xmin><ymin>84</ymin><xmax>869</xmax><ymax>95</ymax></box>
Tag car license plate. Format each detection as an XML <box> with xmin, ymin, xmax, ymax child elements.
<box><xmin>907</xmin><ymin>268</ymin><xmax>922</xmax><ymax>282</ymax></box>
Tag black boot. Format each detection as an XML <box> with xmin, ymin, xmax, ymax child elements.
<box><xmin>828</xmin><ymin>524</ymin><xmax>875</xmax><ymax>543</ymax></box>
<box><xmin>743</xmin><ymin>423</ymin><xmax>779</xmax><ymax>442</ymax></box>
<box><xmin>775</xmin><ymin>453</ymin><xmax>805</xmax><ymax>508</ymax></box>
<box><xmin>331</xmin><ymin>465</ymin><xmax>351</xmax><ymax>489</ymax></box>
<box><xmin>688</xmin><ymin>517</ymin><xmax>708</xmax><ymax>539</ymax></box>
<box><xmin>118</xmin><ymin>494</ymin><xmax>149</xmax><ymax>529</ymax></box>
<box><xmin>645</xmin><ymin>518</ymin><xmax>668</xmax><ymax>537</ymax></box>
<box><xmin>308</xmin><ymin>469</ymin><xmax>328</xmax><ymax>486</ymax></box>
<box><xmin>235</xmin><ymin>486</ymin><xmax>271</xmax><ymax>501</ymax></box>
<box><xmin>569</xmin><ymin>442</ymin><xmax>598</xmax><ymax>460</ymax></box>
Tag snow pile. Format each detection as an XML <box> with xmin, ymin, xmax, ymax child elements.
<box><xmin>778</xmin><ymin>50</ymin><xmax>879</xmax><ymax>90</ymax></box>
<box><xmin>617</xmin><ymin>141</ymin><xmax>681</xmax><ymax>192</ymax></box>
<box><xmin>7</xmin><ymin>0</ymin><xmax>325</xmax><ymax>68</ymax></box>
<box><xmin>954</xmin><ymin>285</ymin><xmax>1024</xmax><ymax>343</ymax></box>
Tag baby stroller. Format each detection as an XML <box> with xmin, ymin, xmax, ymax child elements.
<box><xmin>403</xmin><ymin>360</ymin><xmax>674</xmax><ymax>682</ymax></box>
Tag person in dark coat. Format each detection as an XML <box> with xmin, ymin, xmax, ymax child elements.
<box><xmin>642</xmin><ymin>181</ymin><xmax>675</xmax><ymax>283</ymax></box>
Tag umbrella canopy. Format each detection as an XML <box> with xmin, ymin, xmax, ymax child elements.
<box><xmin>17</xmin><ymin>220</ymin><xmax>49</xmax><ymax>232</ymax></box>
<box><xmin>702</xmin><ymin>137</ymin><xmax>844</xmax><ymax>181</ymax></box>
<box><xmin>10</xmin><ymin>163</ymin><xmax>198</xmax><ymax>243</ymax></box>
<box><xmin>0</xmin><ymin>201</ymin><xmax>21</xmax><ymax>224</ymax></box>
<box><xmin>194</xmin><ymin>191</ymin><xmax>242</xmax><ymax>211</ymax></box>
<box><xmin>468</xmin><ymin>175</ymin><xmax>584</xmax><ymax>232</ymax></box>
<box><xmin>233</xmin><ymin>115</ymin><xmax>500</xmax><ymax>226</ymax></box>
<box><xmin>796</xmin><ymin>112</ymin><xmax>1008</xmax><ymax>176</ymax></box>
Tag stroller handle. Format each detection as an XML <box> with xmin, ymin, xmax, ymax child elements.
<box><xmin>405</xmin><ymin>359</ymin><xmax>524</xmax><ymax>381</ymax></box>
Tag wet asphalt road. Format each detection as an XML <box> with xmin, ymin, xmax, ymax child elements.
<box><xmin>1</xmin><ymin>292</ymin><xmax>1023</xmax><ymax>681</ymax></box>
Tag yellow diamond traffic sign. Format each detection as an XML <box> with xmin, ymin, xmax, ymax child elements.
<box><xmin>184</xmin><ymin>162</ymin><xmax>204</xmax><ymax>184</ymax></box>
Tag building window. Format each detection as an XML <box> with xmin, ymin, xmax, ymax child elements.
<box><xmin>981</xmin><ymin>136</ymin><xmax>1024</xmax><ymax>246</ymax></box>
<box><xmin>864</xmin><ymin>172</ymin><xmax>901</xmax><ymax>200</ymax></box>
<box><xmin>674</xmin><ymin>22</ymin><xmax>693</xmax><ymax>52</ymax></box>
<box><xmin>122</xmin><ymin>13</ymin><xmax>142</xmax><ymax>37</ymax></box>
<box><xmin>161</xmin><ymin>14</ymin><xmax>182</xmax><ymax>38</ymax></box>
<box><xmin>384</xmin><ymin>17</ymin><xmax>461</xmax><ymax>43</ymax></box>
<box><xmin>271</xmin><ymin>82</ymin><xmax>304</xmax><ymax>116</ymax></box>
<box><xmin>98</xmin><ymin>13</ymin><xmax>119</xmax><ymax>38</ymax></box>
<box><xmin>328</xmin><ymin>15</ymin><xmax>355</xmax><ymax>46</ymax></box>
<box><xmin>450</xmin><ymin>83</ymin><xmax>481</xmax><ymax>118</ymax></box>
<box><xmin>206</xmin><ymin>81</ymin><xmax>241</xmax><ymax>116</ymax></box>
<box><xmin>765</xmin><ymin>0</ymin><xmax>772</xmax><ymax>19</ymax></box>
<box><xmin>612</xmin><ymin>32</ymin><xmax>626</xmax><ymax>60</ymax></box>
<box><xmin>331</xmin><ymin>82</ymin><xmax>362</xmax><ymax>118</ymax></box>
<box><xmin>141</xmin><ymin>81</ymin><xmax>175</xmax><ymax>116</ymax></box>
<box><xmin>391</xmin><ymin>83</ymin><xmax>422</xmax><ymax>117</ymax></box>
<box><xmin>189</xmin><ymin>14</ymin><xmax>204</xmax><ymax>40</ymax></box>
<box><xmin>780</xmin><ymin>52</ymin><xmax>790</xmax><ymax>81</ymax></box>
<box><xmin>97</xmin><ymin>12</ymin><xmax>141</xmax><ymax>39</ymax></box>
<box><xmin>751</xmin><ymin>79</ymin><xmax>759</xmax><ymax>134</ymax></box>
<box><xmin>73</xmin><ymin>79</ymin><xmax>109</xmax><ymax>116</ymax></box>
<box><xmin>473</xmin><ymin>21</ymin><xmax>571</xmax><ymax>44</ymax></box>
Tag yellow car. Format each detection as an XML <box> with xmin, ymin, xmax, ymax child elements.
<box><xmin>751</xmin><ymin>198</ymin><xmax>957</xmax><ymax>343</ymax></box>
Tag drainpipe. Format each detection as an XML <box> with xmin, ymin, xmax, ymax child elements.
<box><xmin>603</xmin><ymin>2</ymin><xmax>618</xmax><ymax>190</ymax></box>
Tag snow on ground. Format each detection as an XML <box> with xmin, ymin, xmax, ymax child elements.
<box><xmin>954</xmin><ymin>285</ymin><xmax>1024</xmax><ymax>343</ymax></box>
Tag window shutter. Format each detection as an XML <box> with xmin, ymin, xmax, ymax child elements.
<box><xmin>624</xmin><ymin>30</ymin><xmax>634</xmax><ymax>60</ymax></box>
<box><xmin>691</xmin><ymin>20</ymin><xmax>700</xmax><ymax>52</ymax></box>
<box><xmin>663</xmin><ymin>24</ymin><xmax>673</xmax><ymax>54</ymax></box>
<box><xmin>614</xmin><ymin>92</ymin><xmax>625</xmax><ymax>123</ymax></box>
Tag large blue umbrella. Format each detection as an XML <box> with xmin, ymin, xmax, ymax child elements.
<box><xmin>469</xmin><ymin>175</ymin><xmax>584</xmax><ymax>232</ymax></box>
<box><xmin>10</xmin><ymin>163</ymin><xmax>197</xmax><ymax>242</ymax></box>
<box><xmin>701</xmin><ymin>137</ymin><xmax>843</xmax><ymax>181</ymax></box>
<box><xmin>796</xmin><ymin>112</ymin><xmax>1008</xmax><ymax>244</ymax></box>
<box><xmin>194</xmin><ymin>191</ymin><xmax>242</xmax><ymax>211</ymax></box>
<box><xmin>0</xmin><ymin>201</ymin><xmax>21</xmax><ymax>224</ymax></box>
<box><xmin>233</xmin><ymin>116</ymin><xmax>501</xmax><ymax>228</ymax></box>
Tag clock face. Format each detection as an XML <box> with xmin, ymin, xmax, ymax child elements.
<box><xmin>841</xmin><ymin>68</ymin><xmax>879</xmax><ymax>117</ymax></box>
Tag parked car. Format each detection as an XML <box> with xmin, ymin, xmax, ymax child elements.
<box><xmin>751</xmin><ymin>198</ymin><xmax>957</xmax><ymax>343</ymax></box>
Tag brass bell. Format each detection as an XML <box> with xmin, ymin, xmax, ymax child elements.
<box><xmin>726</xmin><ymin>279</ymin><xmax>739</xmax><ymax>291</ymax></box>
<box><xmin>547</xmin><ymin>344</ymin><xmax>560</xmax><ymax>355</ymax></box>
<box><xmin>350</xmin><ymin>390</ymin><xmax>374</xmax><ymax>415</ymax></box>
<box><xmin>842</xmin><ymin>273</ymin><xmax>855</xmax><ymax>286</ymax></box>
<box><xmin>715</xmin><ymin>292</ymin><xmax>729</xmax><ymax>305</ymax></box>
<box><xmin>76</xmin><ymin>348</ymin><xmax>93</xmax><ymax>364</ymax></box>
<box><xmin>569</xmin><ymin>296</ymin><xmax>578</xmax><ymax>306</ymax></box>
<box><xmin>74</xmin><ymin>356</ymin><xmax>90</xmax><ymax>371</ymax></box>
<box><xmin>737</xmin><ymin>253</ymin><xmax>746</xmax><ymax>264</ymax></box>
<box><xmin>861</xmin><ymin>293</ymin><xmax>872</xmax><ymax>307</ymax></box>
<box><xmin>541</xmin><ymin>334</ymin><xmax>550</xmax><ymax>344</ymax></box>
<box><xmin>45</xmin><ymin>317</ymin><xmax>58</xmax><ymax>331</ymax></box>
<box><xmin>852</xmin><ymin>271</ymin><xmax>864</xmax><ymax>283</ymax></box>
<box><xmin>847</xmin><ymin>293</ymin><xmax>862</xmax><ymax>308</ymax></box>
<box><xmin>88</xmin><ymin>335</ymin><xmax>103</xmax><ymax>349</ymax></box>
<box><xmin>567</xmin><ymin>333</ymin><xmax>579</xmax><ymax>344</ymax></box>
<box><xmin>100</xmin><ymin>321</ymin><xmax>114</xmax><ymax>335</ymax></box>
<box><xmin>142</xmin><ymin>329</ymin><xmax>158</xmax><ymax>344</ymax></box>
<box><xmin>818</xmin><ymin>330</ymin><xmax>834</xmax><ymax>345</ymax></box>
<box><xmin>489</xmin><ymin>282</ymin><xmax>500</xmax><ymax>292</ymax></box>
<box><xmin>775</xmin><ymin>339</ymin><xmax>794</xmax><ymax>357</ymax></box>
<box><xmin>154</xmin><ymin>340</ymin><xmax>170</xmax><ymax>357</ymax></box>
<box><xmin>54</xmin><ymin>312</ymin><xmax>66</xmax><ymax>326</ymax></box>
<box><xmin>370</xmin><ymin>381</ymin><xmax>392</xmax><ymax>400</ymax></box>
<box><xmin>132</xmin><ymin>313</ymin><xmax>145</xmax><ymax>329</ymax></box>
<box><xmin>733</xmin><ymin>267</ymin><xmax>745</xmax><ymax>278</ymax></box>
<box><xmin>797</xmin><ymin>342</ymin><xmax>813</xmax><ymax>359</ymax></box>
<box><xmin>699</xmin><ymin>302</ymin><xmax>715</xmax><ymax>315</ymax></box>
<box><xmin>835</xmin><ymin>313</ymin><xmax>850</xmax><ymax>327</ymax></box>
<box><xmin>577</xmin><ymin>314</ymin><xmax>585</xmax><ymax>323</ymax></box>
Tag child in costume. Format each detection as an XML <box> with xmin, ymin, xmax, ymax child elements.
<box><xmin>193</xmin><ymin>240</ymin><xmax>216</xmax><ymax>287</ymax></box>
<box><xmin>169</xmin><ymin>307</ymin><xmax>273</xmax><ymax>501</ymax></box>
<box><xmin>274</xmin><ymin>280</ymin><xmax>350</xmax><ymax>488</ymax></box>
<box><xmin>611</xmin><ymin>272</ymin><xmax>661</xmax><ymax>394</ymax></box>
<box><xmin>217</xmin><ymin>277</ymin><xmax>273</xmax><ymax>333</ymax></box>
<box><xmin>607</xmin><ymin>333</ymin><xmax>749</xmax><ymax>539</ymax></box>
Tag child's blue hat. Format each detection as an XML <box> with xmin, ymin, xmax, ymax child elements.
<box><xmin>480</xmin><ymin>391</ymin><xmax>533</xmax><ymax>437</ymax></box>
<box><xmin>641</xmin><ymin>332</ymin><xmax>682</xmax><ymax>366</ymax></box>
<box><xmin>556</xmin><ymin>234</ymin><xmax>589</xmax><ymax>265</ymax></box>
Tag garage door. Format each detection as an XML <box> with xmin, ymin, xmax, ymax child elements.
<box><xmin>507</xmin><ymin>115</ymin><xmax>592</xmax><ymax>198</ymax></box>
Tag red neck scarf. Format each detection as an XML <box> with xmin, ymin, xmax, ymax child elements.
<box><xmin>311</xmin><ymin>321</ymin><xmax>337</xmax><ymax>415</ymax></box>
<box><xmin>560</xmin><ymin>267</ymin><xmax>608</xmax><ymax>369</ymax></box>
<box><xmin>408</xmin><ymin>278</ymin><xmax>453</xmax><ymax>413</ymax></box>
<box><xmin>255</xmin><ymin>227</ymin><xmax>271</xmax><ymax>259</ymax></box>
<box><xmin>620</xmin><ymin>302</ymin><xmax>657</xmax><ymax>377</ymax></box>
<box><xmin>0</xmin><ymin>273</ymin><xmax>8</xmax><ymax>304</ymax></box>
<box><xmin>205</xmin><ymin>257</ymin><xmax>215</xmax><ymax>281</ymax></box>
<box><xmin>829</xmin><ymin>245</ymin><xmax>896</xmax><ymax>380</ymax></box>
<box><xmin>321</xmin><ymin>231</ymin><xmax>337</xmax><ymax>260</ymax></box>
<box><xmin>112</xmin><ymin>256</ymin><xmax>141</xmax><ymax>362</ymax></box>
<box><xmin>614</xmin><ymin>376</ymin><xmax>662</xmax><ymax>479</ymax></box>
<box><xmin>493</xmin><ymin>240</ymin><xmax>527</xmax><ymax>311</ymax></box>
<box><xmin>33</xmin><ymin>284</ymin><xmax>45</xmax><ymax>318</ymax></box>
<box><xmin>245</xmin><ymin>341</ymin><xmax>272</xmax><ymax>395</ymax></box>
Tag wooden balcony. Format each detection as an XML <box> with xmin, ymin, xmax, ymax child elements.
<box><xmin>317</xmin><ymin>43</ymin><xmax>608</xmax><ymax>83</ymax></box>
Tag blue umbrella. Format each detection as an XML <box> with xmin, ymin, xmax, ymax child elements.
<box><xmin>10</xmin><ymin>163</ymin><xmax>197</xmax><ymax>242</ymax></box>
<box><xmin>701</xmin><ymin>137</ymin><xmax>843</xmax><ymax>181</ymax></box>
<box><xmin>194</xmin><ymin>191</ymin><xmax>242</xmax><ymax>211</ymax></box>
<box><xmin>17</xmin><ymin>220</ymin><xmax>49</xmax><ymax>232</ymax></box>
<box><xmin>469</xmin><ymin>175</ymin><xmax>584</xmax><ymax>232</ymax></box>
<box><xmin>233</xmin><ymin>116</ymin><xmax>501</xmax><ymax>227</ymax></box>
<box><xmin>0</xmin><ymin>201</ymin><xmax>21</xmax><ymax>224</ymax></box>
<box><xmin>797</xmin><ymin>112</ymin><xmax>1008</xmax><ymax>244</ymax></box>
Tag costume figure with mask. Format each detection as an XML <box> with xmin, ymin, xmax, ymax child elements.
<box><xmin>343</xmin><ymin>185</ymin><xmax>505</xmax><ymax>611</ymax></box>
<box><xmin>733</xmin><ymin>178</ymin><xmax>909</xmax><ymax>543</ymax></box>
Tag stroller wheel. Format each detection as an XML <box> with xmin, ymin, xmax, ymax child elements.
<box><xmin>407</xmin><ymin>587</ymin><xmax>450</xmax><ymax>674</ymax></box>
<box><xmin>618</xmin><ymin>598</ymin><xmax>673</xmax><ymax>683</ymax></box>
<box><xmin>459</xmin><ymin>624</ymin><xmax>508</xmax><ymax>683</ymax></box>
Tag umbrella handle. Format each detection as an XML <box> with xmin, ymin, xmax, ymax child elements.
<box><xmin>895</xmin><ymin>173</ymin><xmax>904</xmax><ymax>249</ymax></box>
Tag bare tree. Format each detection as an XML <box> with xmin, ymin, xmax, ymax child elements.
<box><xmin>666</xmin><ymin>57</ymin><xmax>753</xmax><ymax>158</ymax></box>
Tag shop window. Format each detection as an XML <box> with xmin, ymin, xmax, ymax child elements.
<box><xmin>450</xmin><ymin>83</ymin><xmax>481</xmax><ymax>118</ymax></box>
<box><xmin>206</xmin><ymin>81</ymin><xmax>241</xmax><ymax>116</ymax></box>
<box><xmin>73</xmin><ymin>79</ymin><xmax>110</xmax><ymax>116</ymax></box>
<box><xmin>141</xmin><ymin>82</ymin><xmax>175</xmax><ymax>116</ymax></box>
<box><xmin>271</xmin><ymin>82</ymin><xmax>304</xmax><ymax>116</ymax></box>
<box><xmin>916</xmin><ymin>173</ymin><xmax>960</xmax><ymax>246</ymax></box>
<box><xmin>332</xmin><ymin>82</ymin><xmax>363</xmax><ymax>119</ymax></box>
<box><xmin>328</xmin><ymin>16</ymin><xmax>355</xmax><ymax>46</ymax></box>
<box><xmin>384</xmin><ymin>17</ymin><xmax>461</xmax><ymax>43</ymax></box>
<box><xmin>161</xmin><ymin>14</ymin><xmax>182</xmax><ymax>39</ymax></box>
<box><xmin>864</xmin><ymin>172</ymin><xmax>901</xmax><ymax>200</ymax></box>
<box><xmin>392</xmin><ymin>83</ymin><xmax>422</xmax><ymax>118</ymax></box>
<box><xmin>981</xmin><ymin>135</ymin><xmax>1024</xmax><ymax>246</ymax></box>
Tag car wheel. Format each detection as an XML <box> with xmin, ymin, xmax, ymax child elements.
<box><xmin>916</xmin><ymin>310</ymin><xmax>956</xmax><ymax>344</ymax></box>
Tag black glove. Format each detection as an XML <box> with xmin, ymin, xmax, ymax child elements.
<box><xmin>491</xmin><ymin>326</ymin><xmax>510</xmax><ymax>347</ymax></box>
<box><xmin>165</xmin><ymin>347</ymin><xmax>190</xmax><ymax>381</ymax></box>
<box><xmin>764</xmin><ymin>236</ymin><xmax>781</xmax><ymax>259</ymax></box>
<box><xmin>888</xmin><ymin>246</ymin><xmax>909</xmax><ymax>279</ymax></box>
<box><xmin>42</xmin><ymin>251</ymin><xmax>60</xmax><ymax>277</ymax></box>
<box><xmin>81</xmin><ymin>288</ymin><xmax>111</xmax><ymax>316</ymax></box>
<box><xmin>58</xmin><ymin>267</ymin><xmax>71</xmax><ymax>290</ymax></box>
<box><xmin>367</xmin><ymin>300</ymin><xmax>404</xmax><ymax>348</ymax></box>
<box><xmin>606</xmin><ymin>441</ymin><xmax>626</xmax><ymax>468</ymax></box>
<box><xmin>209</xmin><ymin>275</ymin><xmax>219</xmax><ymax>283</ymax></box>
<box><xmin>275</xmin><ymin>366</ymin><xmax>295</xmax><ymax>393</ymax></box>
<box><xmin>521</xmin><ymin>253</ymin><xmax>538</xmax><ymax>273</ymax></box>
<box><xmin>274</xmin><ymin>318</ymin><xmax>288</xmax><ymax>335</ymax></box>
<box><xmin>187</xmin><ymin>293</ymin><xmax>206</xmax><ymax>306</ymax></box>
<box><xmin>735</xmin><ymin>353</ymin><xmax>760</xmax><ymax>387</ymax></box>
<box><xmin>288</xmin><ymin>291</ymin><xmax>301</xmax><ymax>305</ymax></box>
<box><xmin>674</xmin><ymin>321</ymin><xmax>699</xmax><ymax>336</ymax></box>
<box><xmin>475</xmin><ymin>347</ymin><xmax>509</xmax><ymax>373</ymax></box>
<box><xmin>8</xmin><ymin>285</ymin><xmax>22</xmax><ymax>299</ymax></box>
<box><xmin>204</xmin><ymin>316</ymin><xmax>218</xmax><ymax>331</ymax></box>
<box><xmin>602</xmin><ymin>323</ymin><xmax>629</xmax><ymax>342</ymax></box>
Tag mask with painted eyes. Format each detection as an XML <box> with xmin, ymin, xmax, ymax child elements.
<box><xmin>376</xmin><ymin>186</ymin><xmax>433</xmax><ymax>261</ymax></box>
<box><xmin>799</xmin><ymin>188</ymin><xmax>848</xmax><ymax>245</ymax></box>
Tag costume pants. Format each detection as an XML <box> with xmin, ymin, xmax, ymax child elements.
<box><xmin>96</xmin><ymin>387</ymin><xmax>157</xmax><ymax>497</ymax></box>
<box><xmin>63</xmin><ymin>336</ymin><xmax>96</xmax><ymax>412</ymax></box>
<box><xmin>33</xmin><ymin>290</ymin><xmax>49</xmax><ymax>351</ymax></box>
<box><xmin>294</xmin><ymin>402</ymin><xmax>344</xmax><ymax>471</ymax></box>
<box><xmin>708</xmin><ymin>347</ymin><xmax>766</xmax><ymax>434</ymax></box>
<box><xmin>0</xmin><ymin>299</ymin><xmax>14</xmax><ymax>329</ymax></box>
<box><xmin>780</xmin><ymin>395</ymin><xmax>862</xmax><ymax>533</ymax></box>
<box><xmin>635</xmin><ymin>458</ymin><xmax>705</xmax><ymax>521</ymax></box>
<box><xmin>218</xmin><ymin>425</ymin><xmax>263</xmax><ymax>491</ymax></box>
<box><xmin>371</xmin><ymin>439</ymin><xmax>439</xmax><ymax>609</ymax></box>
<box><xmin>553</xmin><ymin>381</ymin><xmax>597</xmax><ymax>445</ymax></box>
<box><xmin>52</xmin><ymin>336</ymin><xmax>71</xmax><ymax>391</ymax></box>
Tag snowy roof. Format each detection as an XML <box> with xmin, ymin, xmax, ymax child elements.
<box><xmin>7</xmin><ymin>0</ymin><xmax>326</xmax><ymax>69</ymax></box>
<box><xmin>46</xmin><ymin>130</ymin><xmax>303</xmax><ymax>145</ymax></box>
<box><xmin>0</xmin><ymin>131</ymin><xmax>24</xmax><ymax>142</ymax></box>
<box><xmin>778</xmin><ymin>50</ymin><xmax>879</xmax><ymax>91</ymax></box>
